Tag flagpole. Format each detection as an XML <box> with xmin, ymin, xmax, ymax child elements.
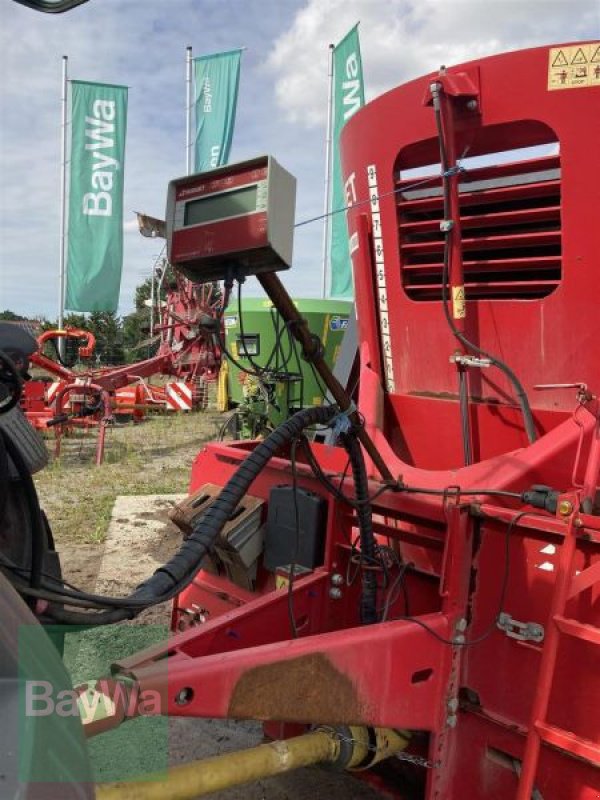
<box><xmin>186</xmin><ymin>45</ymin><xmax>193</xmax><ymax>175</ymax></box>
<box><xmin>320</xmin><ymin>43</ymin><xmax>335</xmax><ymax>299</ymax></box>
<box><xmin>58</xmin><ymin>54</ymin><xmax>68</xmax><ymax>356</ymax></box>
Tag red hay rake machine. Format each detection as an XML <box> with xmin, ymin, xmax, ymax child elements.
<box><xmin>1</xmin><ymin>40</ymin><xmax>599</xmax><ymax>800</ymax></box>
<box><xmin>19</xmin><ymin>273</ymin><xmax>222</xmax><ymax>463</ymax></box>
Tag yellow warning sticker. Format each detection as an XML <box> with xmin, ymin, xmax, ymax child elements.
<box><xmin>452</xmin><ymin>286</ymin><xmax>466</xmax><ymax>320</ymax></box>
<box><xmin>548</xmin><ymin>43</ymin><xmax>600</xmax><ymax>90</ymax></box>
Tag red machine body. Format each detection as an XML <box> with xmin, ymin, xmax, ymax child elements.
<box><xmin>115</xmin><ymin>44</ymin><xmax>600</xmax><ymax>799</ymax></box>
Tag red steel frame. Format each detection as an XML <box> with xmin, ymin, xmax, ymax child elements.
<box><xmin>110</xmin><ymin>44</ymin><xmax>599</xmax><ymax>799</ymax></box>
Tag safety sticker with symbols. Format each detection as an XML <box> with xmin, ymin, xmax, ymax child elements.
<box><xmin>548</xmin><ymin>43</ymin><xmax>600</xmax><ymax>90</ymax></box>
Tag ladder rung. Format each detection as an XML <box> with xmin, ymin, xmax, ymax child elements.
<box><xmin>554</xmin><ymin>615</ymin><xmax>600</xmax><ymax>645</ymax></box>
<box><xmin>535</xmin><ymin>721</ymin><xmax>600</xmax><ymax>766</ymax></box>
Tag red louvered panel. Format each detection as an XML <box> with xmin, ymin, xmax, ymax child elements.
<box><xmin>397</xmin><ymin>156</ymin><xmax>562</xmax><ymax>301</ymax></box>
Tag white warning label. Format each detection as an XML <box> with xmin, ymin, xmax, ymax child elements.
<box><xmin>548</xmin><ymin>43</ymin><xmax>600</xmax><ymax>90</ymax></box>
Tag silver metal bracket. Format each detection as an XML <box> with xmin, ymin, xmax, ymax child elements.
<box><xmin>450</xmin><ymin>354</ymin><xmax>491</xmax><ymax>369</ymax></box>
<box><xmin>497</xmin><ymin>612</ymin><xmax>544</xmax><ymax>643</ymax></box>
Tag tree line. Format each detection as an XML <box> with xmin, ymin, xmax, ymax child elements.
<box><xmin>1</xmin><ymin>275</ymin><xmax>158</xmax><ymax>367</ymax></box>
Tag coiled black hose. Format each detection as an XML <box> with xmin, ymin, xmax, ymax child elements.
<box><xmin>48</xmin><ymin>404</ymin><xmax>343</xmax><ymax>625</ymax></box>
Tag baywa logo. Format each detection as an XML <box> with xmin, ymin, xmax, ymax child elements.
<box><xmin>24</xmin><ymin>679</ymin><xmax>162</xmax><ymax>725</ymax></box>
<box><xmin>330</xmin><ymin>316</ymin><xmax>349</xmax><ymax>332</ymax></box>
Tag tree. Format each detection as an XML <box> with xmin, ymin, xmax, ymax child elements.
<box><xmin>122</xmin><ymin>261</ymin><xmax>174</xmax><ymax>362</ymax></box>
<box><xmin>86</xmin><ymin>311</ymin><xmax>125</xmax><ymax>365</ymax></box>
<box><xmin>0</xmin><ymin>310</ymin><xmax>27</xmax><ymax>321</ymax></box>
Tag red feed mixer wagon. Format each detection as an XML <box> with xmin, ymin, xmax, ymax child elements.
<box><xmin>82</xmin><ymin>42</ymin><xmax>599</xmax><ymax>800</ymax></box>
<box><xmin>2</xmin><ymin>39</ymin><xmax>598</xmax><ymax>800</ymax></box>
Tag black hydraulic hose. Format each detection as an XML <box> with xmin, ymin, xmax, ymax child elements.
<box><xmin>1</xmin><ymin>430</ymin><xmax>45</xmax><ymax>592</ymax></box>
<box><xmin>431</xmin><ymin>85</ymin><xmax>537</xmax><ymax>445</ymax></box>
<box><xmin>134</xmin><ymin>404</ymin><xmax>338</xmax><ymax>603</ymax></box>
<box><xmin>41</xmin><ymin>406</ymin><xmax>382</xmax><ymax>628</ymax></box>
<box><xmin>340</xmin><ymin>431</ymin><xmax>378</xmax><ymax>624</ymax></box>
<box><xmin>44</xmin><ymin>405</ymin><xmax>339</xmax><ymax>625</ymax></box>
<box><xmin>440</xmin><ymin>239</ymin><xmax>537</xmax><ymax>444</ymax></box>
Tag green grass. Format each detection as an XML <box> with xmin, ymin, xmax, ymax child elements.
<box><xmin>35</xmin><ymin>409</ymin><xmax>222</xmax><ymax>546</ymax></box>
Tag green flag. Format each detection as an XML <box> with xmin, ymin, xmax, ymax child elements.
<box><xmin>66</xmin><ymin>80</ymin><xmax>128</xmax><ymax>312</ymax></box>
<box><xmin>194</xmin><ymin>50</ymin><xmax>242</xmax><ymax>172</ymax></box>
<box><xmin>330</xmin><ymin>25</ymin><xmax>365</xmax><ymax>298</ymax></box>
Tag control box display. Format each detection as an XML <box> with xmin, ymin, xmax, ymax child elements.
<box><xmin>165</xmin><ymin>155</ymin><xmax>296</xmax><ymax>282</ymax></box>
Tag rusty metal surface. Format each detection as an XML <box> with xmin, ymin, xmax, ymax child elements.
<box><xmin>228</xmin><ymin>652</ymin><xmax>365</xmax><ymax>724</ymax></box>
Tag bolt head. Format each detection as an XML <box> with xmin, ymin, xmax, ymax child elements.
<box><xmin>558</xmin><ymin>500</ymin><xmax>574</xmax><ymax>516</ymax></box>
<box><xmin>446</xmin><ymin>714</ymin><xmax>458</xmax><ymax>728</ymax></box>
<box><xmin>447</xmin><ymin>697</ymin><xmax>459</xmax><ymax>713</ymax></box>
<box><xmin>329</xmin><ymin>587</ymin><xmax>343</xmax><ymax>600</ymax></box>
<box><xmin>466</xmin><ymin>99</ymin><xmax>478</xmax><ymax>111</ymax></box>
<box><xmin>331</xmin><ymin>573</ymin><xmax>344</xmax><ymax>587</ymax></box>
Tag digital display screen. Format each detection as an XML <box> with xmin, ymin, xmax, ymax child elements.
<box><xmin>184</xmin><ymin>185</ymin><xmax>258</xmax><ymax>227</ymax></box>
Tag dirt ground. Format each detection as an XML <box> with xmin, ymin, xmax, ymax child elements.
<box><xmin>35</xmin><ymin>411</ymin><xmax>384</xmax><ymax>799</ymax></box>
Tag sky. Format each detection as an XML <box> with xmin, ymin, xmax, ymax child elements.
<box><xmin>0</xmin><ymin>0</ymin><xmax>598</xmax><ymax>320</ymax></box>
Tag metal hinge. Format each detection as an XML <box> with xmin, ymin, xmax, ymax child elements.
<box><xmin>497</xmin><ymin>613</ymin><xmax>544</xmax><ymax>643</ymax></box>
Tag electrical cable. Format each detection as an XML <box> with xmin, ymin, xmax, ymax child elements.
<box><xmin>430</xmin><ymin>83</ymin><xmax>537</xmax><ymax>445</ymax></box>
<box><xmin>300</xmin><ymin>436</ymin><xmax>395</xmax><ymax>507</ymax></box>
<box><xmin>293</xmin><ymin>174</ymin><xmax>442</xmax><ymax>229</ymax></box>
<box><xmin>236</xmin><ymin>279</ymin><xmax>267</xmax><ymax>375</ymax></box>
<box><xmin>300</xmin><ymin>435</ymin><xmax>522</xmax><ymax>504</ymax></box>
<box><xmin>380</xmin><ymin>560</ymin><xmax>413</xmax><ymax>622</ymax></box>
<box><xmin>217</xmin><ymin>410</ymin><xmax>241</xmax><ymax>441</ymax></box>
<box><xmin>390</xmin><ymin>510</ymin><xmax>536</xmax><ymax>646</ymax></box>
<box><xmin>398</xmin><ymin>485</ymin><xmax>522</xmax><ymax>499</ymax></box>
<box><xmin>215</xmin><ymin>307</ymin><xmax>299</xmax><ymax>383</ymax></box>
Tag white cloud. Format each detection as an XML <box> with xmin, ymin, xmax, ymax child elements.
<box><xmin>0</xmin><ymin>0</ymin><xmax>598</xmax><ymax>319</ymax></box>
<box><xmin>266</xmin><ymin>0</ymin><xmax>600</xmax><ymax>126</ymax></box>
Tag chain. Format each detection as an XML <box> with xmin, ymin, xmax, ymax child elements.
<box><xmin>320</xmin><ymin>727</ymin><xmax>440</xmax><ymax>770</ymax></box>
<box><xmin>395</xmin><ymin>751</ymin><xmax>440</xmax><ymax>769</ymax></box>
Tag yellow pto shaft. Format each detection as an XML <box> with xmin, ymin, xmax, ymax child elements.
<box><xmin>95</xmin><ymin>727</ymin><xmax>409</xmax><ymax>800</ymax></box>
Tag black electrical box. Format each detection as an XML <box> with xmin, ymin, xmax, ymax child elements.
<box><xmin>264</xmin><ymin>485</ymin><xmax>327</xmax><ymax>571</ymax></box>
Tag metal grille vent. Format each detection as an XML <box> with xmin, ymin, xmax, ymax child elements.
<box><xmin>396</xmin><ymin>154</ymin><xmax>561</xmax><ymax>301</ymax></box>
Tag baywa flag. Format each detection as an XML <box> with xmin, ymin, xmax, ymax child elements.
<box><xmin>66</xmin><ymin>80</ymin><xmax>128</xmax><ymax>312</ymax></box>
<box><xmin>194</xmin><ymin>49</ymin><xmax>242</xmax><ymax>172</ymax></box>
<box><xmin>330</xmin><ymin>25</ymin><xmax>365</xmax><ymax>299</ymax></box>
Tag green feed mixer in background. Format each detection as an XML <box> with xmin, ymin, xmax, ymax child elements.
<box><xmin>221</xmin><ymin>298</ymin><xmax>351</xmax><ymax>439</ymax></box>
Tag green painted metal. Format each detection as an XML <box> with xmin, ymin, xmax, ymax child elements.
<box><xmin>224</xmin><ymin>298</ymin><xmax>351</xmax><ymax>407</ymax></box>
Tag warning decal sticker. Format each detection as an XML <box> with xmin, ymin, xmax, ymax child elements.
<box><xmin>548</xmin><ymin>42</ymin><xmax>600</xmax><ymax>90</ymax></box>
